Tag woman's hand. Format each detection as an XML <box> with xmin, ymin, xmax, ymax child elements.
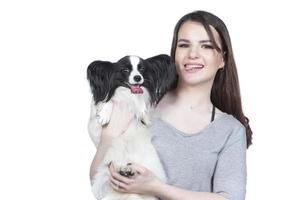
<box><xmin>108</xmin><ymin>162</ymin><xmax>162</xmax><ymax>196</ymax></box>
<box><xmin>101</xmin><ymin>101</ymin><xmax>134</xmax><ymax>141</ymax></box>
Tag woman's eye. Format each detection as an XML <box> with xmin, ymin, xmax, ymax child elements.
<box><xmin>177</xmin><ymin>43</ymin><xmax>189</xmax><ymax>48</ymax></box>
<box><xmin>202</xmin><ymin>44</ymin><xmax>214</xmax><ymax>49</ymax></box>
<box><xmin>122</xmin><ymin>69</ymin><xmax>130</xmax><ymax>73</ymax></box>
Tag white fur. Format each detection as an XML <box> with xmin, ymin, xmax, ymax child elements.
<box><xmin>129</xmin><ymin>56</ymin><xmax>144</xmax><ymax>85</ymax></box>
<box><xmin>88</xmin><ymin>87</ymin><xmax>166</xmax><ymax>200</ymax></box>
<box><xmin>129</xmin><ymin>55</ymin><xmax>140</xmax><ymax>68</ymax></box>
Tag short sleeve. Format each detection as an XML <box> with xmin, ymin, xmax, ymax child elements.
<box><xmin>213</xmin><ymin>125</ymin><xmax>247</xmax><ymax>200</ymax></box>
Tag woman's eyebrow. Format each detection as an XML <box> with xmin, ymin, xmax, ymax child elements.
<box><xmin>199</xmin><ymin>40</ymin><xmax>212</xmax><ymax>43</ymax></box>
<box><xmin>177</xmin><ymin>39</ymin><xmax>212</xmax><ymax>43</ymax></box>
<box><xmin>177</xmin><ymin>39</ymin><xmax>190</xmax><ymax>43</ymax></box>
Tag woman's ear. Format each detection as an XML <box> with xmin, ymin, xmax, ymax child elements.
<box><xmin>218</xmin><ymin>51</ymin><xmax>226</xmax><ymax>69</ymax></box>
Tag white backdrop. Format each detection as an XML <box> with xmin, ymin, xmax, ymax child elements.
<box><xmin>0</xmin><ymin>0</ymin><xmax>299</xmax><ymax>199</ymax></box>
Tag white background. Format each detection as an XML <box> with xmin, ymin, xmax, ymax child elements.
<box><xmin>0</xmin><ymin>0</ymin><xmax>299</xmax><ymax>199</ymax></box>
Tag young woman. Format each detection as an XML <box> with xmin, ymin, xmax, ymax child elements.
<box><xmin>90</xmin><ymin>10</ymin><xmax>252</xmax><ymax>200</ymax></box>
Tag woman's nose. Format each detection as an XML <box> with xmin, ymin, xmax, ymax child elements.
<box><xmin>188</xmin><ymin>46</ymin><xmax>200</xmax><ymax>59</ymax></box>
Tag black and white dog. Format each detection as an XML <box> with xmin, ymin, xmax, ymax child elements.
<box><xmin>87</xmin><ymin>54</ymin><xmax>177</xmax><ymax>200</ymax></box>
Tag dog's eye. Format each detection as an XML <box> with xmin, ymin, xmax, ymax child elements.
<box><xmin>122</xmin><ymin>69</ymin><xmax>130</xmax><ymax>73</ymax></box>
<box><xmin>139</xmin><ymin>65</ymin><xmax>145</xmax><ymax>71</ymax></box>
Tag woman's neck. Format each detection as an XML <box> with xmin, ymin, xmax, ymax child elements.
<box><xmin>169</xmin><ymin>84</ymin><xmax>213</xmax><ymax>113</ymax></box>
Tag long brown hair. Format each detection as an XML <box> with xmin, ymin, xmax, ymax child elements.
<box><xmin>171</xmin><ymin>10</ymin><xmax>253</xmax><ymax>148</ymax></box>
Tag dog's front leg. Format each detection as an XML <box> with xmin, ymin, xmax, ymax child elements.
<box><xmin>88</xmin><ymin>101</ymin><xmax>114</xmax><ymax>147</ymax></box>
<box><xmin>96</xmin><ymin>101</ymin><xmax>113</xmax><ymax>125</ymax></box>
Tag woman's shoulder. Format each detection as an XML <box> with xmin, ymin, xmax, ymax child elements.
<box><xmin>218</xmin><ymin>113</ymin><xmax>246</xmax><ymax>142</ymax></box>
<box><xmin>220</xmin><ymin>112</ymin><xmax>244</xmax><ymax>129</ymax></box>
<box><xmin>153</xmin><ymin>93</ymin><xmax>175</xmax><ymax>118</ymax></box>
<box><xmin>215</xmin><ymin>112</ymin><xmax>245</xmax><ymax>138</ymax></box>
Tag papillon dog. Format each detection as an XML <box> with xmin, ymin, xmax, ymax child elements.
<box><xmin>87</xmin><ymin>54</ymin><xmax>177</xmax><ymax>200</ymax></box>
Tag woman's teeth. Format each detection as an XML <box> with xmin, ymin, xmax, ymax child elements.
<box><xmin>184</xmin><ymin>64</ymin><xmax>204</xmax><ymax>72</ymax></box>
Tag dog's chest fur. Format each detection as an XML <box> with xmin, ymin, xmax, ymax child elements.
<box><xmin>90</xmin><ymin>87</ymin><xmax>166</xmax><ymax>200</ymax></box>
<box><xmin>112</xmin><ymin>87</ymin><xmax>152</xmax><ymax>125</ymax></box>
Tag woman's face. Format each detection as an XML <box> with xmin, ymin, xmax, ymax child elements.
<box><xmin>175</xmin><ymin>21</ymin><xmax>224</xmax><ymax>87</ymax></box>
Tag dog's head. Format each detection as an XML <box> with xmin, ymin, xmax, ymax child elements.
<box><xmin>87</xmin><ymin>54</ymin><xmax>177</xmax><ymax>105</ymax></box>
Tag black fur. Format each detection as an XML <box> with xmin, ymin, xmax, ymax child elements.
<box><xmin>87</xmin><ymin>54</ymin><xmax>177</xmax><ymax>105</ymax></box>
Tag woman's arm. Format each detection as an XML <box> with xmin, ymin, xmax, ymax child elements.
<box><xmin>90</xmin><ymin>133</ymin><xmax>113</xmax><ymax>179</ymax></box>
<box><xmin>212</xmin><ymin>125</ymin><xmax>247</xmax><ymax>200</ymax></box>
<box><xmin>90</xmin><ymin>101</ymin><xmax>134</xmax><ymax>180</ymax></box>
<box><xmin>108</xmin><ymin>163</ymin><xmax>227</xmax><ymax>200</ymax></box>
<box><xmin>153</xmin><ymin>182</ymin><xmax>227</xmax><ymax>200</ymax></box>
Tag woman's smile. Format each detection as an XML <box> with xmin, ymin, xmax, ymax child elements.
<box><xmin>184</xmin><ymin>63</ymin><xmax>204</xmax><ymax>73</ymax></box>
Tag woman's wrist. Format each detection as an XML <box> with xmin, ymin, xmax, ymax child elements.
<box><xmin>98</xmin><ymin>135</ymin><xmax>113</xmax><ymax>150</ymax></box>
<box><xmin>149</xmin><ymin>179</ymin><xmax>168</xmax><ymax>197</ymax></box>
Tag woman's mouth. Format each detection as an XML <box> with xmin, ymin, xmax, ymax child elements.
<box><xmin>184</xmin><ymin>63</ymin><xmax>204</xmax><ymax>73</ymax></box>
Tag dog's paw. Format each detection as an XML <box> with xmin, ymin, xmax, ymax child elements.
<box><xmin>118</xmin><ymin>165</ymin><xmax>136</xmax><ymax>178</ymax></box>
<box><xmin>96</xmin><ymin>102</ymin><xmax>113</xmax><ymax>125</ymax></box>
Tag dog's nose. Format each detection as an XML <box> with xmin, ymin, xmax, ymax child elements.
<box><xmin>134</xmin><ymin>75</ymin><xmax>142</xmax><ymax>82</ymax></box>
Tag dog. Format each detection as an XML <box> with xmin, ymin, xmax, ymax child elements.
<box><xmin>87</xmin><ymin>54</ymin><xmax>177</xmax><ymax>200</ymax></box>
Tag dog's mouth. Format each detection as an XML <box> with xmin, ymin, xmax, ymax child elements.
<box><xmin>129</xmin><ymin>84</ymin><xmax>143</xmax><ymax>94</ymax></box>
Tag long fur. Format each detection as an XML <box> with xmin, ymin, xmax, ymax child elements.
<box><xmin>87</xmin><ymin>54</ymin><xmax>177</xmax><ymax>200</ymax></box>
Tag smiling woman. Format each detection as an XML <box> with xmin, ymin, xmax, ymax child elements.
<box><xmin>175</xmin><ymin>21</ymin><xmax>225</xmax><ymax>87</ymax></box>
<box><xmin>91</xmin><ymin>10</ymin><xmax>253</xmax><ymax>200</ymax></box>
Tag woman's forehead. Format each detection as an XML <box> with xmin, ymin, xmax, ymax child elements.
<box><xmin>178</xmin><ymin>21</ymin><xmax>222</xmax><ymax>47</ymax></box>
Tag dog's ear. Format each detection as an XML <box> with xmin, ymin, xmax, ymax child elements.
<box><xmin>145</xmin><ymin>54</ymin><xmax>178</xmax><ymax>104</ymax></box>
<box><xmin>87</xmin><ymin>60</ymin><xmax>116</xmax><ymax>104</ymax></box>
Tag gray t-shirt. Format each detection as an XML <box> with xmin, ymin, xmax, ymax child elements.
<box><xmin>151</xmin><ymin>113</ymin><xmax>247</xmax><ymax>200</ymax></box>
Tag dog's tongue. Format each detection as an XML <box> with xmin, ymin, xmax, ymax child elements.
<box><xmin>130</xmin><ymin>85</ymin><xmax>143</xmax><ymax>94</ymax></box>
